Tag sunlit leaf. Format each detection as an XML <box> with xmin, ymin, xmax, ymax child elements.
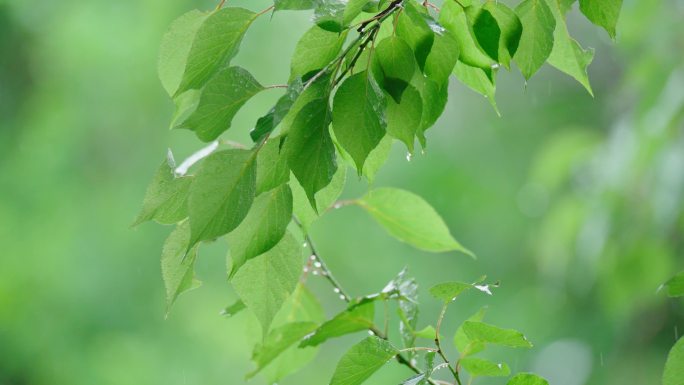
<box><xmin>453</xmin><ymin>61</ymin><xmax>499</xmax><ymax>115</ymax></box>
<box><xmin>330</xmin><ymin>336</ymin><xmax>399</xmax><ymax>385</ymax></box>
<box><xmin>440</xmin><ymin>1</ymin><xmax>495</xmax><ymax>70</ymax></box>
<box><xmin>247</xmin><ymin>321</ymin><xmax>318</xmax><ymax>378</ymax></box>
<box><xmin>255</xmin><ymin>137</ymin><xmax>290</xmax><ymax>195</ymax></box>
<box><xmin>460</xmin><ymin>357</ymin><xmax>510</xmax><ymax>377</ymax></box>
<box><xmin>373</xmin><ymin>36</ymin><xmax>416</xmax><ymax>102</ymax></box>
<box><xmin>385</xmin><ymin>85</ymin><xmax>422</xmax><ymax>153</ymax></box>
<box><xmin>507</xmin><ymin>373</ymin><xmax>550</xmax><ymax>385</ymax></box>
<box><xmin>463</xmin><ymin>321</ymin><xmax>533</xmax><ymax>348</ymax></box>
<box><xmin>291</xmin><ymin>25</ymin><xmax>347</xmax><ymax>80</ymax></box>
<box><xmin>300</xmin><ymin>301</ymin><xmax>375</xmax><ymax>347</ymax></box>
<box><xmin>291</xmin><ymin>165</ymin><xmax>347</xmax><ymax>233</ymax></box>
<box><xmin>578</xmin><ymin>0</ymin><xmax>622</xmax><ymax>39</ymax></box>
<box><xmin>454</xmin><ymin>307</ymin><xmax>488</xmax><ymax>357</ymax></box>
<box><xmin>429</xmin><ymin>282</ymin><xmax>473</xmax><ymax>302</ymax></box>
<box><xmin>663</xmin><ymin>337</ymin><xmax>684</xmax><ymax>385</ymax></box>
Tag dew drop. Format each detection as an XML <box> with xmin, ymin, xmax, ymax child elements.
<box><xmin>312</xmin><ymin>270</ymin><xmax>319</xmax><ymax>276</ymax></box>
<box><xmin>491</xmin><ymin>63</ymin><xmax>501</xmax><ymax>70</ymax></box>
<box><xmin>333</xmin><ymin>288</ymin><xmax>341</xmax><ymax>293</ymax></box>
<box><xmin>309</xmin><ymin>254</ymin><xmax>316</xmax><ymax>260</ymax></box>
<box><xmin>339</xmin><ymin>294</ymin><xmax>346</xmax><ymax>301</ymax></box>
<box><xmin>406</xmin><ymin>152</ymin><xmax>413</xmax><ymax>162</ymax></box>
<box><xmin>314</xmin><ymin>262</ymin><xmax>322</xmax><ymax>268</ymax></box>
<box><xmin>368</xmin><ymin>330</ymin><xmax>375</xmax><ymax>336</ymax></box>
<box><xmin>303</xmin><ymin>267</ymin><xmax>309</xmax><ymax>273</ymax></box>
<box><xmin>302</xmin><ymin>242</ymin><xmax>308</xmax><ymax>248</ymax></box>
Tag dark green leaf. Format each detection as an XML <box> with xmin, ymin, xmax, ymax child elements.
<box><xmin>482</xmin><ymin>1</ymin><xmax>523</xmax><ymax>69</ymax></box>
<box><xmin>373</xmin><ymin>36</ymin><xmax>416</xmax><ymax>102</ymax></box>
<box><xmin>300</xmin><ymin>301</ymin><xmax>375</xmax><ymax>347</ymax></box>
<box><xmin>133</xmin><ymin>153</ymin><xmax>192</xmax><ymax>226</ymax></box>
<box><xmin>357</xmin><ymin>188</ymin><xmax>472</xmax><ymax>254</ymax></box>
<box><xmin>460</xmin><ymin>357</ymin><xmax>510</xmax><ymax>377</ymax></box>
<box><xmin>220</xmin><ymin>299</ymin><xmax>246</xmax><ymax>317</ymax></box>
<box><xmin>179</xmin><ymin>66</ymin><xmax>264</xmax><ymax>142</ymax></box>
<box><xmin>176</xmin><ymin>7</ymin><xmax>256</xmax><ymax>95</ymax></box>
<box><xmin>161</xmin><ymin>221</ymin><xmax>200</xmax><ymax>314</ymax></box>
<box><xmin>232</xmin><ymin>232</ymin><xmax>302</xmax><ymax>332</ymax></box>
<box><xmin>386</xmin><ymin>85</ymin><xmax>422</xmax><ymax>153</ymax></box>
<box><xmin>664</xmin><ymin>337</ymin><xmax>684</xmax><ymax>385</ymax></box>
<box><xmin>440</xmin><ymin>1</ymin><xmax>495</xmax><ymax>70</ymax></box>
<box><xmin>514</xmin><ymin>0</ymin><xmax>556</xmax><ymax>80</ymax></box>
<box><xmin>507</xmin><ymin>373</ymin><xmax>550</xmax><ymax>385</ymax></box>
<box><xmin>227</xmin><ymin>183</ymin><xmax>293</xmax><ymax>277</ymax></box>
<box><xmin>578</xmin><ymin>0</ymin><xmax>622</xmax><ymax>39</ymax></box>
<box><xmin>187</xmin><ymin>149</ymin><xmax>257</xmax><ymax>246</ymax></box>
<box><xmin>663</xmin><ymin>270</ymin><xmax>684</xmax><ymax>298</ymax></box>
<box><xmin>332</xmin><ymin>71</ymin><xmax>387</xmax><ymax>171</ymax></box>
<box><xmin>469</xmin><ymin>6</ymin><xmax>501</xmax><ymax>63</ymax></box>
<box><xmin>251</xmin><ymin>79</ymin><xmax>303</xmax><ymax>143</ymax></box>
<box><xmin>330</xmin><ymin>336</ymin><xmax>399</xmax><ymax>385</ymax></box>
<box><xmin>247</xmin><ymin>321</ymin><xmax>319</xmax><ymax>378</ymax></box>
<box><xmin>255</xmin><ymin>137</ymin><xmax>290</xmax><ymax>195</ymax></box>
<box><xmin>291</xmin><ymin>165</ymin><xmax>347</xmax><ymax>233</ymax></box>
<box><xmin>291</xmin><ymin>25</ymin><xmax>347</xmax><ymax>80</ymax></box>
<box><xmin>463</xmin><ymin>321</ymin><xmax>533</xmax><ymax>348</ymax></box>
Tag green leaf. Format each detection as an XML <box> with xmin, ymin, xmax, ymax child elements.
<box><xmin>300</xmin><ymin>301</ymin><xmax>375</xmax><ymax>347</ymax></box>
<box><xmin>169</xmin><ymin>89</ymin><xmax>201</xmax><ymax>129</ymax></box>
<box><xmin>507</xmin><ymin>373</ymin><xmax>550</xmax><ymax>385</ymax></box>
<box><xmin>291</xmin><ymin>164</ymin><xmax>347</xmax><ymax>233</ymax></box>
<box><xmin>187</xmin><ymin>149</ymin><xmax>257</xmax><ymax>246</ymax></box>
<box><xmin>385</xmin><ymin>85</ymin><xmax>422</xmax><ymax>153</ymax></box>
<box><xmin>255</xmin><ymin>137</ymin><xmax>290</xmax><ymax>195</ymax></box>
<box><xmin>453</xmin><ymin>62</ymin><xmax>499</xmax><ymax>115</ymax></box>
<box><xmin>514</xmin><ymin>0</ymin><xmax>556</xmax><ymax>80</ymax></box>
<box><xmin>227</xmin><ymin>183</ymin><xmax>293</xmax><ymax>277</ymax></box>
<box><xmin>251</xmin><ymin>80</ymin><xmax>303</xmax><ymax>143</ymax></box>
<box><xmin>220</xmin><ymin>299</ymin><xmax>246</xmax><ymax>317</ymax></box>
<box><xmin>285</xmin><ymin>99</ymin><xmax>338</xmax><ymax>209</ymax></box>
<box><xmin>413</xmin><ymin>325</ymin><xmax>437</xmax><ymax>339</ymax></box>
<box><xmin>482</xmin><ymin>1</ymin><xmax>523</xmax><ymax>69</ymax></box>
<box><xmin>663</xmin><ymin>270</ymin><xmax>684</xmax><ymax>298</ymax></box>
<box><xmin>468</xmin><ymin>6</ymin><xmax>501</xmax><ymax>63</ymax></box>
<box><xmin>280</xmin><ymin>74</ymin><xmax>332</xmax><ymax>135</ymax></box>
<box><xmin>578</xmin><ymin>0</ymin><xmax>622</xmax><ymax>39</ymax></box>
<box><xmin>440</xmin><ymin>1</ymin><xmax>495</xmax><ymax>70</ymax></box>
<box><xmin>424</xmin><ymin>33</ymin><xmax>460</xmax><ymax>86</ymax></box>
<box><xmin>454</xmin><ymin>307</ymin><xmax>488</xmax><ymax>357</ymax></box>
<box><xmin>247</xmin><ymin>321</ymin><xmax>319</xmax><ymax>378</ymax></box>
<box><xmin>389</xmin><ymin>268</ymin><xmax>419</xmax><ymax>355</ymax></box>
<box><xmin>546</xmin><ymin>0</ymin><xmax>594</xmax><ymax>95</ymax></box>
<box><xmin>460</xmin><ymin>357</ymin><xmax>510</xmax><ymax>377</ymax></box>
<box><xmin>158</xmin><ymin>10</ymin><xmax>209</xmax><ymax>96</ymax></box>
<box><xmin>395</xmin><ymin>1</ymin><xmax>435</xmax><ymax>70</ymax></box>
<box><xmin>291</xmin><ymin>25</ymin><xmax>347</xmax><ymax>80</ymax></box>
<box><xmin>357</xmin><ymin>188</ymin><xmax>472</xmax><ymax>254</ymax></box>
<box><xmin>314</xmin><ymin>0</ymin><xmax>369</xmax><ymax>32</ymax></box>
<box><xmin>176</xmin><ymin>7</ymin><xmax>257</xmax><ymax>95</ymax></box>
<box><xmin>274</xmin><ymin>0</ymin><xmax>316</xmax><ymax>11</ymax></box>
<box><xmin>133</xmin><ymin>153</ymin><xmax>192</xmax><ymax>226</ymax></box>
<box><xmin>179</xmin><ymin>66</ymin><xmax>264</xmax><ymax>142</ymax></box>
<box><xmin>373</xmin><ymin>36</ymin><xmax>416</xmax><ymax>102</ymax></box>
<box><xmin>161</xmin><ymin>221</ymin><xmax>200</xmax><ymax>314</ymax></box>
<box><xmin>463</xmin><ymin>321</ymin><xmax>533</xmax><ymax>348</ymax></box>
<box><xmin>429</xmin><ymin>282</ymin><xmax>473</xmax><ymax>302</ymax></box>
<box><xmin>330</xmin><ymin>336</ymin><xmax>399</xmax><ymax>385</ymax></box>
<box><xmin>414</xmin><ymin>75</ymin><xmax>448</xmax><ymax>146</ymax></box>
<box><xmin>332</xmin><ymin>71</ymin><xmax>387</xmax><ymax>172</ymax></box>
<box><xmin>362</xmin><ymin>135</ymin><xmax>392</xmax><ymax>183</ymax></box>
<box><xmin>663</xmin><ymin>337</ymin><xmax>684</xmax><ymax>385</ymax></box>
<box><xmin>232</xmin><ymin>232</ymin><xmax>302</xmax><ymax>332</ymax></box>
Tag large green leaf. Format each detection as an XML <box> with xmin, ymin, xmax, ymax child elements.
<box><xmin>291</xmin><ymin>165</ymin><xmax>347</xmax><ymax>233</ymax></box>
<box><xmin>460</xmin><ymin>357</ymin><xmax>510</xmax><ymax>377</ymax></box>
<box><xmin>514</xmin><ymin>0</ymin><xmax>556</xmax><ymax>80</ymax></box>
<box><xmin>179</xmin><ymin>66</ymin><xmax>264</xmax><ymax>142</ymax></box>
<box><xmin>330</xmin><ymin>336</ymin><xmax>399</xmax><ymax>385</ymax></box>
<box><xmin>385</xmin><ymin>85</ymin><xmax>422</xmax><ymax>153</ymax></box>
<box><xmin>546</xmin><ymin>0</ymin><xmax>594</xmax><ymax>95</ymax></box>
<box><xmin>468</xmin><ymin>6</ymin><xmax>501</xmax><ymax>64</ymax></box>
<box><xmin>578</xmin><ymin>0</ymin><xmax>622</xmax><ymax>39</ymax></box>
<box><xmin>133</xmin><ymin>154</ymin><xmax>192</xmax><ymax>226</ymax></box>
<box><xmin>227</xmin><ymin>184</ymin><xmax>293</xmax><ymax>277</ymax></box>
<box><xmin>507</xmin><ymin>373</ymin><xmax>549</xmax><ymax>385</ymax></box>
<box><xmin>247</xmin><ymin>321</ymin><xmax>318</xmax><ymax>379</ymax></box>
<box><xmin>414</xmin><ymin>75</ymin><xmax>448</xmax><ymax>146</ymax></box>
<box><xmin>158</xmin><ymin>10</ymin><xmax>209</xmax><ymax>96</ymax></box>
<box><xmin>482</xmin><ymin>1</ymin><xmax>523</xmax><ymax>69</ymax></box>
<box><xmin>663</xmin><ymin>337</ymin><xmax>684</xmax><ymax>385</ymax></box>
<box><xmin>440</xmin><ymin>1</ymin><xmax>495</xmax><ymax>70</ymax></box>
<box><xmin>424</xmin><ymin>32</ymin><xmax>460</xmax><ymax>86</ymax></box>
<box><xmin>373</xmin><ymin>36</ymin><xmax>416</xmax><ymax>102</ymax></box>
<box><xmin>187</xmin><ymin>149</ymin><xmax>257</xmax><ymax>246</ymax></box>
<box><xmin>453</xmin><ymin>62</ymin><xmax>499</xmax><ymax>115</ymax></box>
<box><xmin>300</xmin><ymin>301</ymin><xmax>375</xmax><ymax>347</ymax></box>
<box><xmin>357</xmin><ymin>188</ymin><xmax>472</xmax><ymax>254</ymax></box>
<box><xmin>395</xmin><ymin>1</ymin><xmax>435</xmax><ymax>71</ymax></box>
<box><xmin>176</xmin><ymin>7</ymin><xmax>257</xmax><ymax>94</ymax></box>
<box><xmin>161</xmin><ymin>221</ymin><xmax>200</xmax><ymax>313</ymax></box>
<box><xmin>463</xmin><ymin>321</ymin><xmax>533</xmax><ymax>348</ymax></box>
<box><xmin>255</xmin><ymin>137</ymin><xmax>290</xmax><ymax>195</ymax></box>
<box><xmin>291</xmin><ymin>25</ymin><xmax>347</xmax><ymax>80</ymax></box>
<box><xmin>332</xmin><ymin>71</ymin><xmax>387</xmax><ymax>171</ymax></box>
<box><xmin>280</xmin><ymin>74</ymin><xmax>331</xmax><ymax>135</ymax></box>
<box><xmin>285</xmin><ymin>99</ymin><xmax>338</xmax><ymax>209</ymax></box>
<box><xmin>663</xmin><ymin>270</ymin><xmax>684</xmax><ymax>298</ymax></box>
<box><xmin>232</xmin><ymin>232</ymin><xmax>302</xmax><ymax>332</ymax></box>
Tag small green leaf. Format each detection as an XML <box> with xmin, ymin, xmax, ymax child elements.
<box><xmin>179</xmin><ymin>66</ymin><xmax>264</xmax><ymax>142</ymax></box>
<box><xmin>385</xmin><ymin>85</ymin><xmax>422</xmax><ymax>153</ymax></box>
<box><xmin>482</xmin><ymin>1</ymin><xmax>523</xmax><ymax>69</ymax></box>
<box><xmin>460</xmin><ymin>357</ymin><xmax>510</xmax><ymax>377</ymax></box>
<box><xmin>161</xmin><ymin>221</ymin><xmax>200</xmax><ymax>314</ymax></box>
<box><xmin>357</xmin><ymin>188</ymin><xmax>472</xmax><ymax>254</ymax></box>
<box><xmin>220</xmin><ymin>299</ymin><xmax>246</xmax><ymax>317</ymax></box>
<box><xmin>274</xmin><ymin>0</ymin><xmax>316</xmax><ymax>11</ymax></box>
<box><xmin>227</xmin><ymin>183</ymin><xmax>293</xmax><ymax>277</ymax></box>
<box><xmin>514</xmin><ymin>0</ymin><xmax>556</xmax><ymax>80</ymax></box>
<box><xmin>373</xmin><ymin>36</ymin><xmax>416</xmax><ymax>102</ymax></box>
<box><xmin>188</xmin><ymin>149</ymin><xmax>256</xmax><ymax>247</ymax></box>
<box><xmin>133</xmin><ymin>154</ymin><xmax>192</xmax><ymax>226</ymax></box>
<box><xmin>429</xmin><ymin>282</ymin><xmax>473</xmax><ymax>302</ymax></box>
<box><xmin>285</xmin><ymin>99</ymin><xmax>338</xmax><ymax>209</ymax></box>
<box><xmin>176</xmin><ymin>7</ymin><xmax>256</xmax><ymax>95</ymax></box>
<box><xmin>463</xmin><ymin>321</ymin><xmax>533</xmax><ymax>348</ymax></box>
<box><xmin>578</xmin><ymin>0</ymin><xmax>622</xmax><ymax>39</ymax></box>
<box><xmin>440</xmin><ymin>1</ymin><xmax>495</xmax><ymax>70</ymax></box>
<box><xmin>255</xmin><ymin>137</ymin><xmax>290</xmax><ymax>195</ymax></box>
<box><xmin>232</xmin><ymin>232</ymin><xmax>302</xmax><ymax>333</ymax></box>
<box><xmin>453</xmin><ymin>62</ymin><xmax>499</xmax><ymax>115</ymax></box>
<box><xmin>413</xmin><ymin>325</ymin><xmax>437</xmax><ymax>339</ymax></box>
<box><xmin>663</xmin><ymin>270</ymin><xmax>684</xmax><ymax>298</ymax></box>
<box><xmin>507</xmin><ymin>373</ymin><xmax>550</xmax><ymax>385</ymax></box>
<box><xmin>332</xmin><ymin>71</ymin><xmax>387</xmax><ymax>172</ymax></box>
<box><xmin>247</xmin><ymin>321</ymin><xmax>319</xmax><ymax>378</ymax></box>
<box><xmin>454</xmin><ymin>307</ymin><xmax>488</xmax><ymax>357</ymax></box>
<box><xmin>663</xmin><ymin>337</ymin><xmax>684</xmax><ymax>385</ymax></box>
<box><xmin>300</xmin><ymin>301</ymin><xmax>375</xmax><ymax>347</ymax></box>
<box><xmin>158</xmin><ymin>10</ymin><xmax>209</xmax><ymax>96</ymax></box>
<box><xmin>330</xmin><ymin>336</ymin><xmax>399</xmax><ymax>385</ymax></box>
<box><xmin>291</xmin><ymin>25</ymin><xmax>347</xmax><ymax>80</ymax></box>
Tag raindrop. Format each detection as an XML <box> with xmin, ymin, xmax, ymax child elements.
<box><xmin>475</xmin><ymin>284</ymin><xmax>493</xmax><ymax>295</ymax></box>
<box><xmin>314</xmin><ymin>262</ymin><xmax>322</xmax><ymax>268</ymax></box>
<box><xmin>497</xmin><ymin>363</ymin><xmax>502</xmax><ymax>369</ymax></box>
<box><xmin>368</xmin><ymin>330</ymin><xmax>375</xmax><ymax>336</ymax></box>
<box><xmin>333</xmin><ymin>288</ymin><xmax>341</xmax><ymax>293</ymax></box>
<box><xmin>309</xmin><ymin>254</ymin><xmax>316</xmax><ymax>260</ymax></box>
<box><xmin>303</xmin><ymin>267</ymin><xmax>309</xmax><ymax>273</ymax></box>
<box><xmin>491</xmin><ymin>63</ymin><xmax>501</xmax><ymax>70</ymax></box>
<box><xmin>333</xmin><ymin>202</ymin><xmax>342</xmax><ymax>209</ymax></box>
<box><xmin>312</xmin><ymin>270</ymin><xmax>319</xmax><ymax>275</ymax></box>
<box><xmin>406</xmin><ymin>152</ymin><xmax>413</xmax><ymax>162</ymax></box>
<box><xmin>302</xmin><ymin>242</ymin><xmax>308</xmax><ymax>248</ymax></box>
<box><xmin>339</xmin><ymin>294</ymin><xmax>346</xmax><ymax>301</ymax></box>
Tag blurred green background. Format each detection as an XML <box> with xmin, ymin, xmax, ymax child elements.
<box><xmin>1</xmin><ymin>0</ymin><xmax>683</xmax><ymax>384</ymax></box>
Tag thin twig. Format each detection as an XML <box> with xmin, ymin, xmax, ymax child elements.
<box><xmin>435</xmin><ymin>304</ymin><xmax>462</xmax><ymax>385</ymax></box>
<box><xmin>256</xmin><ymin>4</ymin><xmax>275</xmax><ymax>17</ymax></box>
<box><xmin>215</xmin><ymin>0</ymin><xmax>226</xmax><ymax>10</ymax></box>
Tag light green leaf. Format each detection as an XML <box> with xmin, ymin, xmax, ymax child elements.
<box><xmin>247</xmin><ymin>321</ymin><xmax>318</xmax><ymax>379</ymax></box>
<box><xmin>179</xmin><ymin>66</ymin><xmax>264</xmax><ymax>142</ymax></box>
<box><xmin>227</xmin><ymin>184</ymin><xmax>293</xmax><ymax>277</ymax></box>
<box><xmin>578</xmin><ymin>0</ymin><xmax>622</xmax><ymax>39</ymax></box>
<box><xmin>285</xmin><ymin>99</ymin><xmax>338</xmax><ymax>209</ymax></box>
<box><xmin>453</xmin><ymin>61</ymin><xmax>499</xmax><ymax>115</ymax></box>
<box><xmin>291</xmin><ymin>165</ymin><xmax>347</xmax><ymax>233</ymax></box>
<box><xmin>169</xmin><ymin>89</ymin><xmax>201</xmax><ymax>129</ymax></box>
<box><xmin>158</xmin><ymin>10</ymin><xmax>209</xmax><ymax>96</ymax></box>
<box><xmin>440</xmin><ymin>1</ymin><xmax>495</xmax><ymax>70</ymax></box>
<box><xmin>161</xmin><ymin>221</ymin><xmax>200</xmax><ymax>314</ymax></box>
<box><xmin>332</xmin><ymin>71</ymin><xmax>387</xmax><ymax>172</ymax></box>
<box><xmin>482</xmin><ymin>1</ymin><xmax>523</xmax><ymax>69</ymax></box>
<box><xmin>373</xmin><ymin>36</ymin><xmax>416</xmax><ymax>102</ymax></box>
<box><xmin>357</xmin><ymin>188</ymin><xmax>472</xmax><ymax>254</ymax></box>
<box><xmin>546</xmin><ymin>0</ymin><xmax>594</xmax><ymax>95</ymax></box>
<box><xmin>414</xmin><ymin>325</ymin><xmax>437</xmax><ymax>339</ymax></box>
<box><xmin>291</xmin><ymin>25</ymin><xmax>347</xmax><ymax>80</ymax></box>
<box><xmin>386</xmin><ymin>85</ymin><xmax>422</xmax><ymax>153</ymax></box>
<box><xmin>664</xmin><ymin>337</ymin><xmax>684</xmax><ymax>385</ymax></box>
<box><xmin>232</xmin><ymin>232</ymin><xmax>302</xmax><ymax>332</ymax></box>
<box><xmin>429</xmin><ymin>282</ymin><xmax>473</xmax><ymax>302</ymax></box>
<box><xmin>255</xmin><ymin>137</ymin><xmax>290</xmax><ymax>195</ymax></box>
<box><xmin>514</xmin><ymin>0</ymin><xmax>556</xmax><ymax>80</ymax></box>
<box><xmin>454</xmin><ymin>307</ymin><xmax>488</xmax><ymax>357</ymax></box>
<box><xmin>362</xmin><ymin>135</ymin><xmax>392</xmax><ymax>183</ymax></box>
<box><xmin>133</xmin><ymin>154</ymin><xmax>192</xmax><ymax>226</ymax></box>
<box><xmin>463</xmin><ymin>321</ymin><xmax>533</xmax><ymax>348</ymax></box>
<box><xmin>507</xmin><ymin>373</ymin><xmax>549</xmax><ymax>385</ymax></box>
<box><xmin>330</xmin><ymin>336</ymin><xmax>399</xmax><ymax>385</ymax></box>
<box><xmin>220</xmin><ymin>299</ymin><xmax>246</xmax><ymax>317</ymax></box>
<box><xmin>188</xmin><ymin>149</ymin><xmax>257</xmax><ymax>246</ymax></box>
<box><xmin>663</xmin><ymin>270</ymin><xmax>684</xmax><ymax>298</ymax></box>
<box><xmin>176</xmin><ymin>7</ymin><xmax>257</xmax><ymax>94</ymax></box>
<box><xmin>413</xmin><ymin>75</ymin><xmax>448</xmax><ymax>146</ymax></box>
<box><xmin>280</xmin><ymin>74</ymin><xmax>331</xmax><ymax>135</ymax></box>
<box><xmin>424</xmin><ymin>32</ymin><xmax>460</xmax><ymax>86</ymax></box>
<box><xmin>460</xmin><ymin>357</ymin><xmax>510</xmax><ymax>377</ymax></box>
<box><xmin>300</xmin><ymin>301</ymin><xmax>375</xmax><ymax>347</ymax></box>
<box><xmin>274</xmin><ymin>0</ymin><xmax>316</xmax><ymax>11</ymax></box>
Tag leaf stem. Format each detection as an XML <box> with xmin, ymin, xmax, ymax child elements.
<box><xmin>435</xmin><ymin>303</ymin><xmax>462</xmax><ymax>385</ymax></box>
<box><xmin>255</xmin><ymin>4</ymin><xmax>275</xmax><ymax>18</ymax></box>
<box><xmin>215</xmin><ymin>0</ymin><xmax>226</xmax><ymax>10</ymax></box>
